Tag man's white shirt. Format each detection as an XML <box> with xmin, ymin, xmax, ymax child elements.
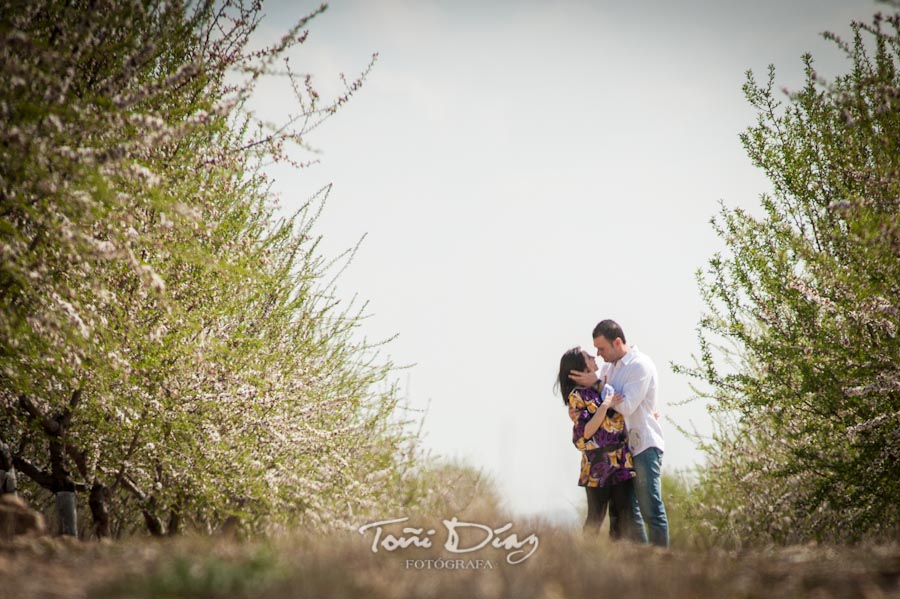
<box><xmin>600</xmin><ymin>345</ymin><xmax>665</xmax><ymax>456</ymax></box>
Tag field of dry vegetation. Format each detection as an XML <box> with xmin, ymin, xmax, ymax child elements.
<box><xmin>2</xmin><ymin>524</ymin><xmax>900</xmax><ymax>599</ymax></box>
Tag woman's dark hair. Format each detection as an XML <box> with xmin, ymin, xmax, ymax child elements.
<box><xmin>557</xmin><ymin>347</ymin><xmax>587</xmax><ymax>406</ymax></box>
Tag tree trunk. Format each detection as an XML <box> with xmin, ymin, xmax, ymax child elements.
<box><xmin>0</xmin><ymin>470</ymin><xmax>17</xmax><ymax>496</ymax></box>
<box><xmin>167</xmin><ymin>505</ymin><xmax>181</xmax><ymax>536</ymax></box>
<box><xmin>16</xmin><ymin>393</ymin><xmax>84</xmax><ymax>537</ymax></box>
<box><xmin>89</xmin><ymin>482</ymin><xmax>110</xmax><ymax>539</ymax></box>
<box><xmin>0</xmin><ymin>443</ymin><xmax>17</xmax><ymax>496</ymax></box>
<box><xmin>142</xmin><ymin>504</ymin><xmax>165</xmax><ymax>537</ymax></box>
<box><xmin>56</xmin><ymin>491</ymin><xmax>77</xmax><ymax>536</ymax></box>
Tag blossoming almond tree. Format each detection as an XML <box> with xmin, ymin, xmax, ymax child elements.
<box><xmin>679</xmin><ymin>9</ymin><xmax>900</xmax><ymax>545</ymax></box>
<box><xmin>1</xmin><ymin>0</ymin><xmax>420</xmax><ymax>537</ymax></box>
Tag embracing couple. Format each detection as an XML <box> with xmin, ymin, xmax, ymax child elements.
<box><xmin>557</xmin><ymin>319</ymin><xmax>669</xmax><ymax>547</ymax></box>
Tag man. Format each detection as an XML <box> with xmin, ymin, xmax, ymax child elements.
<box><xmin>569</xmin><ymin>319</ymin><xmax>669</xmax><ymax>547</ymax></box>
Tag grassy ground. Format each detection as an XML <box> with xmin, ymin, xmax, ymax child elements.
<box><xmin>2</xmin><ymin>522</ymin><xmax>900</xmax><ymax>599</ymax></box>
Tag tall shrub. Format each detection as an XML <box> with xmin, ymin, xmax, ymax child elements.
<box><xmin>1</xmin><ymin>0</ymin><xmax>418</xmax><ymax>537</ymax></box>
<box><xmin>680</xmin><ymin>10</ymin><xmax>900</xmax><ymax>545</ymax></box>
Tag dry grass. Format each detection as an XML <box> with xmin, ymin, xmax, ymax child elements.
<box><xmin>1</xmin><ymin>520</ymin><xmax>900</xmax><ymax>599</ymax></box>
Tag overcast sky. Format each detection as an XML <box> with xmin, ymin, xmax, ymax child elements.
<box><xmin>250</xmin><ymin>0</ymin><xmax>882</xmax><ymax>522</ymax></box>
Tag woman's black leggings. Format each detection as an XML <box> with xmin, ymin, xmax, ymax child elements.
<box><xmin>584</xmin><ymin>478</ymin><xmax>636</xmax><ymax>540</ymax></box>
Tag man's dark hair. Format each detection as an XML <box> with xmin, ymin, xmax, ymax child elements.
<box><xmin>592</xmin><ymin>319</ymin><xmax>626</xmax><ymax>344</ymax></box>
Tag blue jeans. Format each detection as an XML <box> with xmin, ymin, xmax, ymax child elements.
<box><xmin>631</xmin><ymin>447</ymin><xmax>669</xmax><ymax>547</ymax></box>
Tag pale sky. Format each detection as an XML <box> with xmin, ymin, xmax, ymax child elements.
<box><xmin>251</xmin><ymin>0</ymin><xmax>881</xmax><ymax>522</ymax></box>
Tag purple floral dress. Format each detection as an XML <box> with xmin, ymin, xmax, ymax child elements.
<box><xmin>568</xmin><ymin>386</ymin><xmax>636</xmax><ymax>488</ymax></box>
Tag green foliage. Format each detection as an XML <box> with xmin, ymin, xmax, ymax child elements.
<box><xmin>658</xmin><ymin>469</ymin><xmax>700</xmax><ymax>549</ymax></box>
<box><xmin>104</xmin><ymin>543</ymin><xmax>286</xmax><ymax>599</ymax></box>
<box><xmin>678</xmin><ymin>11</ymin><xmax>900</xmax><ymax>545</ymax></box>
<box><xmin>1</xmin><ymin>0</ymin><xmax>423</xmax><ymax>537</ymax></box>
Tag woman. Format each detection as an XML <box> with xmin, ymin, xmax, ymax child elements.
<box><xmin>557</xmin><ymin>346</ymin><xmax>637</xmax><ymax>539</ymax></box>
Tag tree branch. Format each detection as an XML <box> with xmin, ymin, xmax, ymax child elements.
<box><xmin>12</xmin><ymin>455</ymin><xmax>56</xmax><ymax>490</ymax></box>
<box><xmin>57</xmin><ymin>388</ymin><xmax>83</xmax><ymax>430</ymax></box>
<box><xmin>119</xmin><ymin>474</ymin><xmax>165</xmax><ymax>536</ymax></box>
<box><xmin>18</xmin><ymin>394</ymin><xmax>61</xmax><ymax>436</ymax></box>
